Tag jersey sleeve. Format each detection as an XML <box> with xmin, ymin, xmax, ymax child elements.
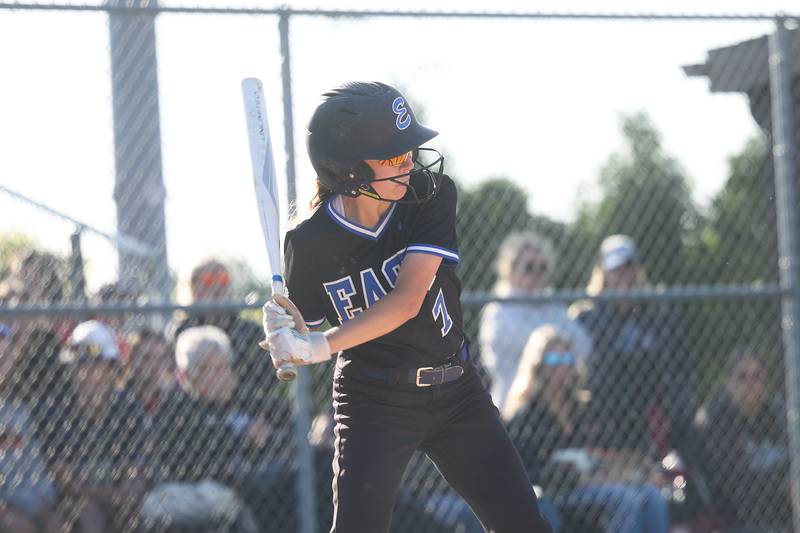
<box><xmin>284</xmin><ymin>231</ymin><xmax>327</xmax><ymax>328</ymax></box>
<box><xmin>406</xmin><ymin>175</ymin><xmax>459</xmax><ymax>266</ymax></box>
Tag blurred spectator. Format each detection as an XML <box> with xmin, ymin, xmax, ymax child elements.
<box><xmin>572</xmin><ymin>235</ymin><xmax>691</xmax><ymax>455</ymax></box>
<box><xmin>8</xmin><ymin>250</ymin><xmax>74</xmax><ymax>345</ymax></box>
<box><xmin>146</xmin><ymin>326</ymin><xmax>280</xmax><ymax>532</ymax></box>
<box><xmin>39</xmin><ymin>320</ymin><xmax>151</xmax><ymax>533</ymax></box>
<box><xmin>167</xmin><ymin>258</ymin><xmax>289</xmax><ymax>424</ymax></box>
<box><xmin>503</xmin><ymin>325</ymin><xmax>590</xmax><ymax>453</ymax></box>
<box><xmin>126</xmin><ymin>328</ymin><xmax>176</xmax><ymax>416</ymax></box>
<box><xmin>92</xmin><ymin>280</ymin><xmax>146</xmax><ymax>339</ymax></box>
<box><xmin>505</xmin><ymin>324</ymin><xmax>669</xmax><ymax>533</ymax></box>
<box><xmin>0</xmin><ymin>318</ymin><xmax>64</xmax><ymax>532</ymax></box>
<box><xmin>1</xmin><ymin>330</ymin><xmax>68</xmax><ymax>420</ymax></box>
<box><xmin>0</xmin><ymin>279</ymin><xmax>71</xmax><ymax>423</ymax></box>
<box><xmin>11</xmin><ymin>250</ymin><xmax>65</xmax><ymax>306</ymax></box>
<box><xmin>479</xmin><ymin>231</ymin><xmax>591</xmax><ymax>408</ymax></box>
<box><xmin>693</xmin><ymin>347</ymin><xmax>790</xmax><ymax>531</ymax></box>
<box><xmin>0</xmin><ymin>276</ymin><xmax>30</xmax><ymax>308</ymax></box>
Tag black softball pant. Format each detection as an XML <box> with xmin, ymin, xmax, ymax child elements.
<box><xmin>329</xmin><ymin>363</ymin><xmax>554</xmax><ymax>533</ymax></box>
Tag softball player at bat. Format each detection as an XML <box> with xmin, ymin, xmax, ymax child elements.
<box><xmin>263</xmin><ymin>81</ymin><xmax>554</xmax><ymax>533</ymax></box>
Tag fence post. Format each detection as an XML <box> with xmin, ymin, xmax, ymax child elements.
<box><xmin>768</xmin><ymin>15</ymin><xmax>800</xmax><ymax>532</ymax></box>
<box><xmin>279</xmin><ymin>9</ymin><xmax>317</xmax><ymax>533</ymax></box>
<box><xmin>68</xmin><ymin>229</ymin><xmax>87</xmax><ymax>302</ymax></box>
<box><xmin>279</xmin><ymin>8</ymin><xmax>298</xmax><ymax>209</ymax></box>
<box><xmin>107</xmin><ymin>0</ymin><xmax>170</xmax><ymax>302</ymax></box>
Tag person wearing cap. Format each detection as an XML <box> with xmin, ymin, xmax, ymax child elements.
<box><xmin>57</xmin><ymin>320</ymin><xmax>131</xmax><ymax>397</ymax></box>
<box><xmin>40</xmin><ymin>320</ymin><xmax>152</xmax><ymax>532</ymax></box>
<box><xmin>571</xmin><ymin>235</ymin><xmax>692</xmax><ymax>457</ymax></box>
<box><xmin>479</xmin><ymin>231</ymin><xmax>591</xmax><ymax>409</ymax></box>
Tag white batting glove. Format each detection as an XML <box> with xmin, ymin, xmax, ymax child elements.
<box><xmin>262</xmin><ymin>293</ymin><xmax>311</xmax><ymax>334</ymax></box>
<box><xmin>267</xmin><ymin>327</ymin><xmax>332</xmax><ymax>366</ymax></box>
<box><xmin>259</xmin><ymin>300</ymin><xmax>294</xmax><ymax>368</ymax></box>
<box><xmin>262</xmin><ymin>300</ymin><xmax>297</xmax><ymax>334</ymax></box>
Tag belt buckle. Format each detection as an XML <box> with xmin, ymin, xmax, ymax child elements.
<box><xmin>415</xmin><ymin>367</ymin><xmax>434</xmax><ymax>387</ymax></box>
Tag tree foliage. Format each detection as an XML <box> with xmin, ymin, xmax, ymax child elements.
<box><xmin>0</xmin><ymin>231</ymin><xmax>36</xmax><ymax>281</ymax></box>
<box><xmin>455</xmin><ymin>178</ymin><xmax>534</xmax><ymax>292</ymax></box>
<box><xmin>568</xmin><ymin>112</ymin><xmax>699</xmax><ymax>286</ymax></box>
<box><xmin>452</xmin><ymin>112</ymin><xmax>779</xmax><ymax>400</ymax></box>
<box><xmin>700</xmin><ymin>135</ymin><xmax>775</xmax><ymax>284</ymax></box>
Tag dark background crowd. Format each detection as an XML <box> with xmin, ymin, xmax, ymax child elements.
<box><xmin>0</xmin><ymin>236</ymin><xmax>791</xmax><ymax>533</ymax></box>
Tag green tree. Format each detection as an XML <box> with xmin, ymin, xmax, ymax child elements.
<box><xmin>691</xmin><ymin>134</ymin><xmax>780</xmax><ymax>395</ymax></box>
<box><xmin>454</xmin><ymin>177</ymin><xmax>571</xmax><ymax>344</ymax></box>
<box><xmin>0</xmin><ymin>232</ymin><xmax>36</xmax><ymax>281</ymax></box>
<box><xmin>226</xmin><ymin>257</ymin><xmax>269</xmax><ymax>302</ymax></box>
<box><xmin>456</xmin><ymin>178</ymin><xmax>534</xmax><ymax>292</ymax></box>
<box><xmin>698</xmin><ymin>135</ymin><xmax>775</xmax><ymax>284</ymax></box>
<box><xmin>224</xmin><ymin>257</ymin><xmax>270</xmax><ymax>324</ymax></box>
<box><xmin>567</xmin><ymin>112</ymin><xmax>699</xmax><ymax>287</ymax></box>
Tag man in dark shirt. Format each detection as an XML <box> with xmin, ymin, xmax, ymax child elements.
<box><xmin>167</xmin><ymin>259</ymin><xmax>291</xmax><ymax>425</ymax></box>
<box><xmin>694</xmin><ymin>350</ymin><xmax>790</xmax><ymax>530</ymax></box>
<box><xmin>150</xmin><ymin>326</ymin><xmax>290</xmax><ymax>532</ymax></box>
<box><xmin>575</xmin><ymin>236</ymin><xmax>691</xmax><ymax>454</ymax></box>
<box><xmin>41</xmin><ymin>321</ymin><xmax>151</xmax><ymax>532</ymax></box>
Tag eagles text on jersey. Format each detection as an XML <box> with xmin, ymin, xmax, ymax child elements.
<box><xmin>284</xmin><ymin>174</ymin><xmax>464</xmax><ymax>369</ymax></box>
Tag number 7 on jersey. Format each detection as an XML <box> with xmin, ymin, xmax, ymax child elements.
<box><xmin>432</xmin><ymin>287</ymin><xmax>453</xmax><ymax>337</ymax></box>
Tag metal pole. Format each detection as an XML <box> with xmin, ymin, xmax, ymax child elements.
<box><xmin>107</xmin><ymin>0</ymin><xmax>170</xmax><ymax>302</ymax></box>
<box><xmin>279</xmin><ymin>9</ymin><xmax>298</xmax><ymax>209</ymax></box>
<box><xmin>279</xmin><ymin>10</ymin><xmax>316</xmax><ymax>533</ymax></box>
<box><xmin>68</xmin><ymin>229</ymin><xmax>87</xmax><ymax>302</ymax></box>
<box><xmin>769</xmin><ymin>16</ymin><xmax>800</xmax><ymax>532</ymax></box>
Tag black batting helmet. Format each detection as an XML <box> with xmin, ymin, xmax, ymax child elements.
<box><xmin>306</xmin><ymin>81</ymin><xmax>444</xmax><ymax>203</ymax></box>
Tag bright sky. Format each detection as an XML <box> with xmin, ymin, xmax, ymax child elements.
<box><xmin>0</xmin><ymin>0</ymin><xmax>797</xmax><ymax>296</ymax></box>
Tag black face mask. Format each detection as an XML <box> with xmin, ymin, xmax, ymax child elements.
<box><xmin>354</xmin><ymin>147</ymin><xmax>446</xmax><ymax>205</ymax></box>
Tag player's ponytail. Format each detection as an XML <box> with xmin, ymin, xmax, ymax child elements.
<box><xmin>311</xmin><ymin>179</ymin><xmax>334</xmax><ymax>210</ymax></box>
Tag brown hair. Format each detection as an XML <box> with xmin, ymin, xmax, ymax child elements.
<box><xmin>13</xmin><ymin>250</ymin><xmax>65</xmax><ymax>303</ymax></box>
<box><xmin>502</xmin><ymin>325</ymin><xmax>587</xmax><ymax>421</ymax></box>
<box><xmin>721</xmin><ymin>345</ymin><xmax>774</xmax><ymax>388</ymax></box>
<box><xmin>311</xmin><ymin>180</ymin><xmax>335</xmax><ymax>210</ymax></box>
<box><xmin>585</xmin><ymin>262</ymin><xmax>648</xmax><ymax>296</ymax></box>
<box><xmin>190</xmin><ymin>258</ymin><xmax>229</xmax><ymax>286</ymax></box>
<box><xmin>128</xmin><ymin>328</ymin><xmax>172</xmax><ymax>362</ymax></box>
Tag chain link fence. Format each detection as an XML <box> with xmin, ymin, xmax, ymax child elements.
<box><xmin>1</xmin><ymin>2</ymin><xmax>800</xmax><ymax>532</ymax></box>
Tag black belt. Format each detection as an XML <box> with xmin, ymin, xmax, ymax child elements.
<box><xmin>359</xmin><ymin>341</ymin><xmax>469</xmax><ymax>387</ymax></box>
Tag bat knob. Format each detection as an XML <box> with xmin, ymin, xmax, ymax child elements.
<box><xmin>277</xmin><ymin>363</ymin><xmax>297</xmax><ymax>381</ymax></box>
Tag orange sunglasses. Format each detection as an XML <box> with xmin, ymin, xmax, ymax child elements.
<box><xmin>196</xmin><ymin>271</ymin><xmax>231</xmax><ymax>288</ymax></box>
<box><xmin>378</xmin><ymin>150</ymin><xmax>414</xmax><ymax>168</ymax></box>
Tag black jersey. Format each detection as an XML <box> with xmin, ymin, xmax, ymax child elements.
<box><xmin>283</xmin><ymin>174</ymin><xmax>464</xmax><ymax>369</ymax></box>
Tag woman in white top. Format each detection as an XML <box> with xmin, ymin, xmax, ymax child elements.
<box><xmin>479</xmin><ymin>231</ymin><xmax>591</xmax><ymax>409</ymax></box>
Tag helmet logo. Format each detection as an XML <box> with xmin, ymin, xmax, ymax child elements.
<box><xmin>392</xmin><ymin>97</ymin><xmax>411</xmax><ymax>130</ymax></box>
